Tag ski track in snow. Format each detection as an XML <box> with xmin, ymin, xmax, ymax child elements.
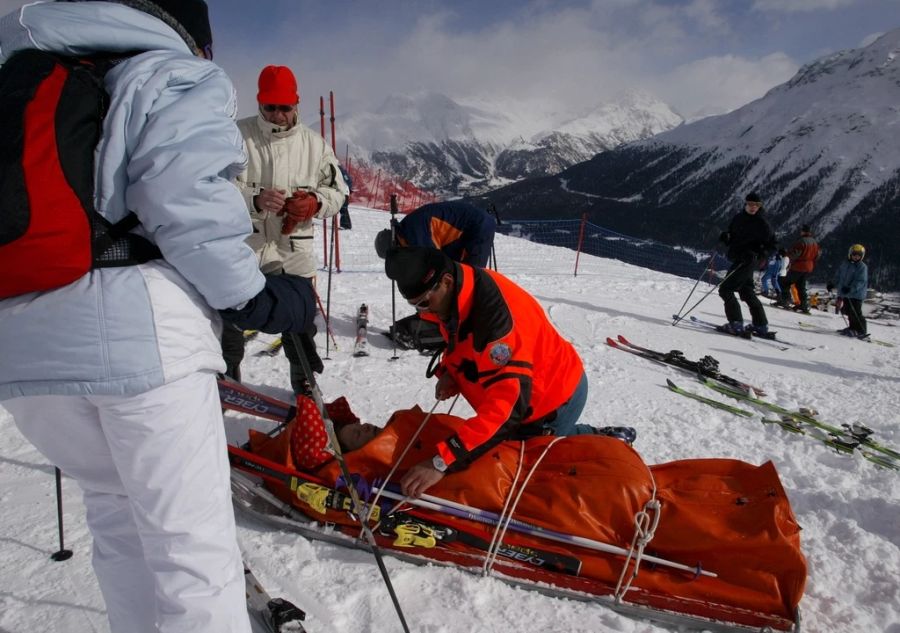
<box><xmin>1</xmin><ymin>207</ymin><xmax>898</xmax><ymax>633</ymax></box>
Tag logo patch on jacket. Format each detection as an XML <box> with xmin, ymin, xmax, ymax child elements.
<box><xmin>489</xmin><ymin>343</ymin><xmax>511</xmax><ymax>366</ymax></box>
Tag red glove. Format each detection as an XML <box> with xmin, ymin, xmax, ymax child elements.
<box><xmin>278</xmin><ymin>191</ymin><xmax>318</xmax><ymax>234</ymax></box>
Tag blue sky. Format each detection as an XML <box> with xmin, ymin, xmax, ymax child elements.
<box><xmin>2</xmin><ymin>1</ymin><xmax>897</xmax><ymax>121</ymax></box>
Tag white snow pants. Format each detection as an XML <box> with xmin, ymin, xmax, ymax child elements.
<box><xmin>5</xmin><ymin>372</ymin><xmax>251</xmax><ymax>633</ymax></box>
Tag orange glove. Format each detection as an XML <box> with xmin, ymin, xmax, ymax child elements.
<box><xmin>278</xmin><ymin>191</ymin><xmax>318</xmax><ymax>234</ymax></box>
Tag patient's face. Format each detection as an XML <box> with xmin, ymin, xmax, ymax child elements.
<box><xmin>337</xmin><ymin>422</ymin><xmax>380</xmax><ymax>451</ymax></box>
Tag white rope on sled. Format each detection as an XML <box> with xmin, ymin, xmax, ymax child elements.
<box><xmin>613</xmin><ymin>461</ymin><xmax>662</xmax><ymax>602</ymax></box>
<box><xmin>482</xmin><ymin>437</ymin><xmax>565</xmax><ymax>576</ymax></box>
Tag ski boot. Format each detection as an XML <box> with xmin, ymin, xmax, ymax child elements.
<box><xmin>593</xmin><ymin>426</ymin><xmax>637</xmax><ymax>445</ymax></box>
<box><xmin>746</xmin><ymin>323</ymin><xmax>777</xmax><ymax>339</ymax></box>
<box><xmin>716</xmin><ymin>321</ymin><xmax>750</xmax><ymax>338</ymax></box>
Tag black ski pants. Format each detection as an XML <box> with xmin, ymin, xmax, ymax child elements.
<box><xmin>780</xmin><ymin>270</ymin><xmax>811</xmax><ymax>310</ymax></box>
<box><xmin>719</xmin><ymin>261</ymin><xmax>767</xmax><ymax>326</ymax></box>
<box><xmin>842</xmin><ymin>298</ymin><xmax>867</xmax><ymax>334</ymax></box>
<box><xmin>219</xmin><ymin>324</ymin><xmax>323</xmax><ymax>394</ymax></box>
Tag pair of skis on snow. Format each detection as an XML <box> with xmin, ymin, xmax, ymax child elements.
<box><xmin>608</xmin><ymin>335</ymin><xmax>898</xmax><ymax>471</ymax></box>
<box><xmin>250</xmin><ymin>304</ymin><xmax>371</xmax><ymax>358</ymax></box>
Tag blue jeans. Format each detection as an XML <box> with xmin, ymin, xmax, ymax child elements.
<box><xmin>544</xmin><ymin>372</ymin><xmax>594</xmax><ymax>436</ymax></box>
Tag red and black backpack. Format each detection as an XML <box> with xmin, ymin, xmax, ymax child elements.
<box><xmin>0</xmin><ymin>49</ymin><xmax>160</xmax><ymax>300</ymax></box>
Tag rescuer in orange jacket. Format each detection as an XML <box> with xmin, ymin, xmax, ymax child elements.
<box><xmin>385</xmin><ymin>246</ymin><xmax>592</xmax><ymax>497</ymax></box>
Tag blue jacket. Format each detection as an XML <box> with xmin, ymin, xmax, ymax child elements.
<box><xmin>397</xmin><ymin>202</ymin><xmax>497</xmax><ymax>267</ymax></box>
<box><xmin>0</xmin><ymin>3</ymin><xmax>264</xmax><ymax>399</ymax></box>
<box><xmin>833</xmin><ymin>260</ymin><xmax>868</xmax><ymax>301</ymax></box>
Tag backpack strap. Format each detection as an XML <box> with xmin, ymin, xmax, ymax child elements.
<box><xmin>93</xmin><ymin>212</ymin><xmax>163</xmax><ymax>267</ymax></box>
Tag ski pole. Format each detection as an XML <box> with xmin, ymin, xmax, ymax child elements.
<box><xmin>313</xmin><ymin>290</ymin><xmax>338</xmax><ymax>351</ymax></box>
<box><xmin>373</xmin><ymin>486</ymin><xmax>715</xmax><ymax>578</ymax></box>
<box><xmin>672</xmin><ymin>264</ymin><xmax>741</xmax><ymax>325</ymax></box>
<box><xmin>324</xmin><ymin>214</ymin><xmax>336</xmax><ymax>360</ymax></box>
<box><xmin>51</xmin><ymin>467</ymin><xmax>73</xmax><ymax>562</ymax></box>
<box><xmin>289</xmin><ymin>333</ymin><xmax>412</xmax><ymax>633</ymax></box>
<box><xmin>389</xmin><ymin>194</ymin><xmax>400</xmax><ymax>361</ymax></box>
<box><xmin>673</xmin><ymin>250</ymin><xmax>717</xmax><ymax>324</ymax></box>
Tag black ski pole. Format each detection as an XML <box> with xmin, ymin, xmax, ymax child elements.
<box><xmin>672</xmin><ymin>263</ymin><xmax>742</xmax><ymax>325</ymax></box>
<box><xmin>51</xmin><ymin>467</ymin><xmax>73</xmax><ymax>562</ymax></box>
<box><xmin>324</xmin><ymin>216</ymin><xmax>336</xmax><ymax>360</ymax></box>
<box><xmin>389</xmin><ymin>194</ymin><xmax>400</xmax><ymax>361</ymax></box>
<box><xmin>673</xmin><ymin>249</ymin><xmax>717</xmax><ymax>324</ymax></box>
<box><xmin>288</xmin><ymin>333</ymin><xmax>411</xmax><ymax>633</ymax></box>
<box><xmin>488</xmin><ymin>203</ymin><xmax>500</xmax><ymax>272</ymax></box>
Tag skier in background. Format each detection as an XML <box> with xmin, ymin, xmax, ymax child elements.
<box><xmin>777</xmin><ymin>224</ymin><xmax>820</xmax><ymax>314</ymax></box>
<box><xmin>716</xmin><ymin>192</ymin><xmax>777</xmax><ymax>335</ymax></box>
<box><xmin>760</xmin><ymin>249</ymin><xmax>785</xmax><ymax>298</ymax></box>
<box><xmin>828</xmin><ymin>244</ymin><xmax>869</xmax><ymax>338</ymax></box>
<box><xmin>374</xmin><ymin>200</ymin><xmax>496</xmax><ymax>268</ymax></box>
<box><xmin>0</xmin><ymin>2</ymin><xmax>315</xmax><ymax>631</ymax></box>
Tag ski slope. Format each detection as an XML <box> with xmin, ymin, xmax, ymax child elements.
<box><xmin>1</xmin><ymin>207</ymin><xmax>897</xmax><ymax>633</ymax></box>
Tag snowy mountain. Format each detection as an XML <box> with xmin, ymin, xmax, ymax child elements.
<box><xmin>341</xmin><ymin>91</ymin><xmax>682</xmax><ymax>196</ymax></box>
<box><xmin>472</xmin><ymin>28</ymin><xmax>900</xmax><ymax>289</ymax></box>
<box><xmin>2</xmin><ymin>207</ymin><xmax>898</xmax><ymax>633</ymax></box>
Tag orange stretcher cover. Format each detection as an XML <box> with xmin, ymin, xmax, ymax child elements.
<box><xmin>249</xmin><ymin>406</ymin><xmax>806</xmax><ymax>629</ymax></box>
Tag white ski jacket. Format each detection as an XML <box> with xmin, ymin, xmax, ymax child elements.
<box><xmin>0</xmin><ymin>2</ymin><xmax>264</xmax><ymax>399</ymax></box>
<box><xmin>235</xmin><ymin>116</ymin><xmax>348</xmax><ymax>278</ymax></box>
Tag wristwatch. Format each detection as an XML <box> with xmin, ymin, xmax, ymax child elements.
<box><xmin>432</xmin><ymin>454</ymin><xmax>448</xmax><ymax>473</ymax></box>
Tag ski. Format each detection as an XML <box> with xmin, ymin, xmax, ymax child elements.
<box><xmin>702</xmin><ymin>378</ymin><xmax>900</xmax><ymax>468</ymax></box>
<box><xmin>352</xmin><ymin>303</ymin><xmax>369</xmax><ymax>357</ymax></box>
<box><xmin>609</xmin><ymin>335</ymin><xmax>766</xmax><ymax>395</ymax></box>
<box><xmin>682</xmin><ymin>316</ymin><xmax>806</xmax><ymax>351</ymax></box>
<box><xmin>798</xmin><ymin>321</ymin><xmax>894</xmax><ymax>348</ymax></box>
<box><xmin>255</xmin><ymin>337</ymin><xmax>284</xmax><ymax>357</ymax></box>
<box><xmin>218</xmin><ymin>378</ymin><xmax>295</xmax><ymax>425</ymax></box>
<box><xmin>245</xmin><ymin>563</ymin><xmax>307</xmax><ymax>632</ymax></box>
<box><xmin>664</xmin><ymin>379</ymin><xmax>754</xmax><ymax>417</ymax></box>
<box><xmin>244</xmin><ymin>329</ymin><xmax>260</xmax><ymax>342</ymax></box>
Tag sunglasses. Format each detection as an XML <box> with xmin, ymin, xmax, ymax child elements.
<box><xmin>408</xmin><ymin>281</ymin><xmax>440</xmax><ymax>310</ymax></box>
<box><xmin>262</xmin><ymin>104</ymin><xmax>295</xmax><ymax>113</ymax></box>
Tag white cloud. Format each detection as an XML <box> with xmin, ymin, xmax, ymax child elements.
<box><xmin>858</xmin><ymin>31</ymin><xmax>884</xmax><ymax>47</ymax></box>
<box><xmin>657</xmin><ymin>52</ymin><xmax>799</xmax><ymax>117</ymax></box>
<box><xmin>752</xmin><ymin>0</ymin><xmax>858</xmax><ymax>13</ymax></box>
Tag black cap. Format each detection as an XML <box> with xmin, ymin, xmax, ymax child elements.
<box><xmin>801</xmin><ymin>224</ymin><xmax>811</xmax><ymax>233</ymax></box>
<box><xmin>745</xmin><ymin>192</ymin><xmax>762</xmax><ymax>203</ymax></box>
<box><xmin>151</xmin><ymin>0</ymin><xmax>212</xmax><ymax>56</ymax></box>
<box><xmin>385</xmin><ymin>247</ymin><xmax>452</xmax><ymax>298</ymax></box>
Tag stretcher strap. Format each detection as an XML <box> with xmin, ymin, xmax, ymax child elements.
<box><xmin>482</xmin><ymin>437</ymin><xmax>565</xmax><ymax>576</ymax></box>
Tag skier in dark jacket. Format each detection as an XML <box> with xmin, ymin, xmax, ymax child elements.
<box><xmin>717</xmin><ymin>192</ymin><xmax>777</xmax><ymax>335</ymax></box>
<box><xmin>374</xmin><ymin>201</ymin><xmax>496</xmax><ymax>267</ymax></box>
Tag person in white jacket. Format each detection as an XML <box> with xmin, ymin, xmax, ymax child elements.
<box><xmin>0</xmin><ymin>2</ymin><xmax>314</xmax><ymax>632</ymax></box>
<box><xmin>225</xmin><ymin>64</ymin><xmax>349</xmax><ymax>392</ymax></box>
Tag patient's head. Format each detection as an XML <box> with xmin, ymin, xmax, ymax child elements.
<box><xmin>337</xmin><ymin>422</ymin><xmax>380</xmax><ymax>451</ymax></box>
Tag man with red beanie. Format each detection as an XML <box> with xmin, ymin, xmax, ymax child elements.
<box><xmin>228</xmin><ymin>65</ymin><xmax>349</xmax><ymax>393</ymax></box>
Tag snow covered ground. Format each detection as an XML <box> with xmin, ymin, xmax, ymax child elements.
<box><xmin>1</xmin><ymin>207</ymin><xmax>898</xmax><ymax>633</ymax></box>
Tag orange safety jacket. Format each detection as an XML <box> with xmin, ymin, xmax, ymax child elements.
<box><xmin>421</xmin><ymin>263</ymin><xmax>584</xmax><ymax>470</ymax></box>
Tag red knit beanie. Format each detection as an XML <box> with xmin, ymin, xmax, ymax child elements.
<box><xmin>257</xmin><ymin>65</ymin><xmax>299</xmax><ymax>105</ymax></box>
